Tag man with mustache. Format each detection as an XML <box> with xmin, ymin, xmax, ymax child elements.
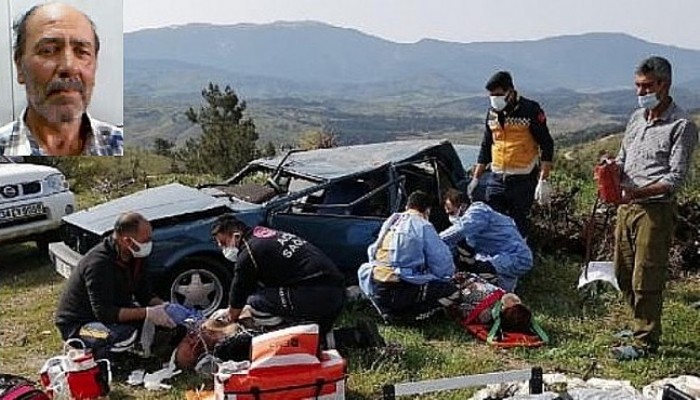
<box><xmin>0</xmin><ymin>2</ymin><xmax>122</xmax><ymax>156</ymax></box>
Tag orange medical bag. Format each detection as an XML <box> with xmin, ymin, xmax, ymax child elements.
<box><xmin>214</xmin><ymin>324</ymin><xmax>346</xmax><ymax>399</ymax></box>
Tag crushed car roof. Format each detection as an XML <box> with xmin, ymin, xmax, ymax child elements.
<box><xmin>63</xmin><ymin>183</ymin><xmax>231</xmax><ymax>235</ymax></box>
<box><xmin>253</xmin><ymin>139</ymin><xmax>470</xmax><ymax>181</ymax></box>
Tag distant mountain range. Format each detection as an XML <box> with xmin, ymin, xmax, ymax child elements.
<box><xmin>124</xmin><ymin>22</ymin><xmax>700</xmax><ymax>147</ymax></box>
<box><xmin>125</xmin><ymin>21</ymin><xmax>700</xmax><ymax>96</ymax></box>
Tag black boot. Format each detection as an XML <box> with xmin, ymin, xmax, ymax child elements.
<box><xmin>328</xmin><ymin>320</ymin><xmax>386</xmax><ymax>352</ymax></box>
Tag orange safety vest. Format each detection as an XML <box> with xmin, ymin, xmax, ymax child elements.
<box><xmin>488</xmin><ymin>113</ymin><xmax>540</xmax><ymax>175</ymax></box>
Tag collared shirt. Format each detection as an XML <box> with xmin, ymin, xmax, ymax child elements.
<box><xmin>616</xmin><ymin>101</ymin><xmax>698</xmax><ymax>201</ymax></box>
<box><xmin>0</xmin><ymin>109</ymin><xmax>123</xmax><ymax>156</ymax></box>
<box><xmin>440</xmin><ymin>202</ymin><xmax>532</xmax><ymax>291</ymax></box>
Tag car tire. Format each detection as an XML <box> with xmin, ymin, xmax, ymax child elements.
<box><xmin>168</xmin><ymin>256</ymin><xmax>232</xmax><ymax>317</ymax></box>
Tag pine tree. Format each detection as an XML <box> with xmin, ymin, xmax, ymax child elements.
<box><xmin>178</xmin><ymin>83</ymin><xmax>258</xmax><ymax>178</ymax></box>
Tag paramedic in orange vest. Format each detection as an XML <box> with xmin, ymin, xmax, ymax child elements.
<box><xmin>469</xmin><ymin>71</ymin><xmax>554</xmax><ymax>238</ymax></box>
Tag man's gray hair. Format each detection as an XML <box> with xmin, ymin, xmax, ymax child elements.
<box><xmin>12</xmin><ymin>3</ymin><xmax>101</xmax><ymax>65</ymax></box>
<box><xmin>636</xmin><ymin>56</ymin><xmax>672</xmax><ymax>83</ymax></box>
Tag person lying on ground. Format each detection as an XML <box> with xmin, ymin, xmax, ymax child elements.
<box><xmin>174</xmin><ymin>310</ymin><xmax>386</xmax><ymax>370</ymax></box>
<box><xmin>453</xmin><ymin>272</ymin><xmax>532</xmax><ymax>332</ymax></box>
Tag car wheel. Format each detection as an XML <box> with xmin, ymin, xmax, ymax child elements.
<box><xmin>169</xmin><ymin>256</ymin><xmax>231</xmax><ymax>316</ymax></box>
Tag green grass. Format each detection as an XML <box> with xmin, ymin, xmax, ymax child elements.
<box><xmin>1</xmin><ymin>243</ymin><xmax>698</xmax><ymax>399</ymax></box>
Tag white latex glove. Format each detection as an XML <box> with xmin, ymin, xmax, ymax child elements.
<box><xmin>145</xmin><ymin>304</ymin><xmax>176</xmax><ymax>328</ymax></box>
<box><xmin>143</xmin><ymin>349</ymin><xmax>181</xmax><ymax>390</ymax></box>
<box><xmin>143</xmin><ymin>367</ymin><xmax>181</xmax><ymax>390</ymax></box>
<box><xmin>534</xmin><ymin>179</ymin><xmax>553</xmax><ymax>206</ymax></box>
<box><xmin>467</xmin><ymin>178</ymin><xmax>479</xmax><ymax>200</ymax></box>
<box><xmin>210</xmin><ymin>308</ymin><xmax>231</xmax><ymax>323</ymax></box>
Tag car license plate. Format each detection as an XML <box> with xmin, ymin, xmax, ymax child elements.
<box><xmin>0</xmin><ymin>202</ymin><xmax>45</xmax><ymax>222</ymax></box>
<box><xmin>55</xmin><ymin>257</ymin><xmax>72</xmax><ymax>279</ymax></box>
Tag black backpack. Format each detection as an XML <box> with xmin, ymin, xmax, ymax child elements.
<box><xmin>0</xmin><ymin>374</ymin><xmax>49</xmax><ymax>400</ymax></box>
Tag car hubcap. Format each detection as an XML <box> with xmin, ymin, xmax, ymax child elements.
<box><xmin>171</xmin><ymin>269</ymin><xmax>223</xmax><ymax>315</ymax></box>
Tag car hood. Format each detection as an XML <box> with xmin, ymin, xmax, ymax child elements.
<box><xmin>0</xmin><ymin>163</ymin><xmax>62</xmax><ymax>183</ymax></box>
<box><xmin>63</xmin><ymin>183</ymin><xmax>233</xmax><ymax>235</ymax></box>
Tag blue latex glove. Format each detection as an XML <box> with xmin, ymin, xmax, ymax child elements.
<box><xmin>164</xmin><ymin>303</ymin><xmax>203</xmax><ymax>325</ymax></box>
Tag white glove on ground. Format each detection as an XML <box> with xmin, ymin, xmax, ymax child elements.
<box><xmin>534</xmin><ymin>179</ymin><xmax>553</xmax><ymax>206</ymax></box>
<box><xmin>467</xmin><ymin>178</ymin><xmax>479</xmax><ymax>200</ymax></box>
<box><xmin>145</xmin><ymin>304</ymin><xmax>176</xmax><ymax>328</ymax></box>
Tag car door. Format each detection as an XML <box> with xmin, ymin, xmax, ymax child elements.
<box><xmin>266</xmin><ymin>172</ymin><xmax>396</xmax><ymax>281</ymax></box>
<box><xmin>267</xmin><ymin>212</ymin><xmax>384</xmax><ymax>280</ymax></box>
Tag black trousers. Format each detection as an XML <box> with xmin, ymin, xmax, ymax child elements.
<box><xmin>373</xmin><ymin>280</ymin><xmax>460</xmax><ymax>321</ymax></box>
<box><xmin>485</xmin><ymin>168</ymin><xmax>538</xmax><ymax>238</ymax></box>
<box><xmin>246</xmin><ymin>285</ymin><xmax>346</xmax><ymax>334</ymax></box>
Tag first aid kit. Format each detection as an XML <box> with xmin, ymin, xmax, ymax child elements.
<box><xmin>214</xmin><ymin>324</ymin><xmax>346</xmax><ymax>399</ymax></box>
<box><xmin>38</xmin><ymin>339</ymin><xmax>111</xmax><ymax>399</ymax></box>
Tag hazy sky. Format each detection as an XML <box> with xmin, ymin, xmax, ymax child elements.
<box><xmin>124</xmin><ymin>0</ymin><xmax>700</xmax><ymax>50</ymax></box>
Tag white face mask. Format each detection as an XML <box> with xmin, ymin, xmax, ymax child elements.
<box><xmin>222</xmin><ymin>246</ymin><xmax>239</xmax><ymax>262</ymax></box>
<box><xmin>129</xmin><ymin>238</ymin><xmax>152</xmax><ymax>258</ymax></box>
<box><xmin>638</xmin><ymin>93</ymin><xmax>659</xmax><ymax>109</ymax></box>
<box><xmin>489</xmin><ymin>95</ymin><xmax>508</xmax><ymax>111</ymax></box>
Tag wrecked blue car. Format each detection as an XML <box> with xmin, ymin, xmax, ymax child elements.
<box><xmin>49</xmin><ymin>140</ymin><xmax>476</xmax><ymax>314</ymax></box>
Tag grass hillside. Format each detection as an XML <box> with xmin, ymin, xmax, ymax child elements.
<box><xmin>1</xmin><ymin>244</ymin><xmax>698</xmax><ymax>399</ymax></box>
<box><xmin>1</xmin><ymin>113</ymin><xmax>699</xmax><ymax>398</ymax></box>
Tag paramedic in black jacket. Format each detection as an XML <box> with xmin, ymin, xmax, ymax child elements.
<box><xmin>212</xmin><ymin>214</ymin><xmax>346</xmax><ymax>334</ymax></box>
<box><xmin>55</xmin><ymin>212</ymin><xmax>175</xmax><ymax>357</ymax></box>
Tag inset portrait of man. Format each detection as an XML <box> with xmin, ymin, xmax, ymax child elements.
<box><xmin>0</xmin><ymin>0</ymin><xmax>123</xmax><ymax>156</ymax></box>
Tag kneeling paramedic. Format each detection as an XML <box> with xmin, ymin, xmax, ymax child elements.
<box><xmin>358</xmin><ymin>190</ymin><xmax>461</xmax><ymax>322</ymax></box>
<box><xmin>55</xmin><ymin>212</ymin><xmax>194</xmax><ymax>359</ymax></box>
<box><xmin>440</xmin><ymin>188</ymin><xmax>532</xmax><ymax>291</ymax></box>
<box><xmin>212</xmin><ymin>215</ymin><xmax>346</xmax><ymax>335</ymax></box>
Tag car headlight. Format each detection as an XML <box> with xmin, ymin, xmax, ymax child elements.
<box><xmin>46</xmin><ymin>173</ymin><xmax>69</xmax><ymax>193</ymax></box>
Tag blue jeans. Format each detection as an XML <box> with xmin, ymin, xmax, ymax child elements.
<box><xmin>485</xmin><ymin>169</ymin><xmax>538</xmax><ymax>238</ymax></box>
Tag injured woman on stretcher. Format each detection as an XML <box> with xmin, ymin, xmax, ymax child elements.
<box><xmin>451</xmin><ymin>272</ymin><xmax>548</xmax><ymax>347</ymax></box>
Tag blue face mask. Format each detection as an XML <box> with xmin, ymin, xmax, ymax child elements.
<box><xmin>638</xmin><ymin>93</ymin><xmax>659</xmax><ymax>109</ymax></box>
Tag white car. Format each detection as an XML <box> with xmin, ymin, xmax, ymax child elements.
<box><xmin>0</xmin><ymin>156</ymin><xmax>75</xmax><ymax>252</ymax></box>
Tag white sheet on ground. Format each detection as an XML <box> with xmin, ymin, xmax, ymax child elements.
<box><xmin>470</xmin><ymin>373</ymin><xmax>645</xmax><ymax>399</ymax></box>
<box><xmin>578</xmin><ymin>261</ymin><xmax>620</xmax><ymax>291</ymax></box>
<box><xmin>642</xmin><ymin>375</ymin><xmax>700</xmax><ymax>399</ymax></box>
